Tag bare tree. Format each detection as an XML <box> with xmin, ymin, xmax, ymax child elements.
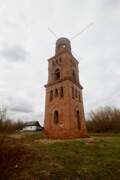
<box><xmin>0</xmin><ymin>105</ymin><xmax>7</xmax><ymax>122</ymax></box>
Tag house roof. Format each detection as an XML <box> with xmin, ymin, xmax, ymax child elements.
<box><xmin>24</xmin><ymin>121</ymin><xmax>42</xmax><ymax>127</ymax></box>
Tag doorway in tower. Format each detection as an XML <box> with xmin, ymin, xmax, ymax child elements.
<box><xmin>76</xmin><ymin>110</ymin><xmax>81</xmax><ymax>129</ymax></box>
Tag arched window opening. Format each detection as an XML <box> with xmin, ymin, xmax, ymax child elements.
<box><xmin>72</xmin><ymin>87</ymin><xmax>74</xmax><ymax>99</ymax></box>
<box><xmin>50</xmin><ymin>90</ymin><xmax>53</xmax><ymax>101</ymax></box>
<box><xmin>62</xmin><ymin>44</ymin><xmax>66</xmax><ymax>48</ymax></box>
<box><xmin>59</xmin><ymin>57</ymin><xmax>61</xmax><ymax>62</ymax></box>
<box><xmin>79</xmin><ymin>92</ymin><xmax>81</xmax><ymax>102</ymax></box>
<box><xmin>55</xmin><ymin>88</ymin><xmax>58</xmax><ymax>97</ymax></box>
<box><xmin>76</xmin><ymin>110</ymin><xmax>81</xmax><ymax>129</ymax></box>
<box><xmin>55</xmin><ymin>69</ymin><xmax>60</xmax><ymax>80</ymax></box>
<box><xmin>72</xmin><ymin>70</ymin><xmax>76</xmax><ymax>81</ymax></box>
<box><xmin>57</xmin><ymin>44</ymin><xmax>61</xmax><ymax>49</ymax></box>
<box><xmin>75</xmin><ymin>89</ymin><xmax>77</xmax><ymax>98</ymax></box>
<box><xmin>60</xmin><ymin>87</ymin><xmax>64</xmax><ymax>98</ymax></box>
<box><xmin>54</xmin><ymin>111</ymin><xmax>59</xmax><ymax>124</ymax></box>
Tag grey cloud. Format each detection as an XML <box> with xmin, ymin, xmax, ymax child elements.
<box><xmin>10</xmin><ymin>104</ymin><xmax>33</xmax><ymax>113</ymax></box>
<box><xmin>5</xmin><ymin>95</ymin><xmax>42</xmax><ymax>121</ymax></box>
<box><xmin>0</xmin><ymin>44</ymin><xmax>27</xmax><ymax>62</ymax></box>
<box><xmin>7</xmin><ymin>96</ymin><xmax>34</xmax><ymax>113</ymax></box>
<box><xmin>0</xmin><ymin>0</ymin><xmax>119</xmax><ymax>123</ymax></box>
<box><xmin>101</xmin><ymin>0</ymin><xmax>120</xmax><ymax>8</ymax></box>
<box><xmin>30</xmin><ymin>112</ymin><xmax>44</xmax><ymax>125</ymax></box>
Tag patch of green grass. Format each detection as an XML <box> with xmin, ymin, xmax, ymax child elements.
<box><xmin>90</xmin><ymin>132</ymin><xmax>120</xmax><ymax>137</ymax></box>
<box><xmin>1</xmin><ymin>132</ymin><xmax>120</xmax><ymax>180</ymax></box>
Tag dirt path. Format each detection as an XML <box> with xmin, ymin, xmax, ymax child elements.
<box><xmin>8</xmin><ymin>131</ymin><xmax>35</xmax><ymax>139</ymax></box>
<box><xmin>7</xmin><ymin>132</ymin><xmax>119</xmax><ymax>144</ymax></box>
<box><xmin>34</xmin><ymin>136</ymin><xmax>118</xmax><ymax>144</ymax></box>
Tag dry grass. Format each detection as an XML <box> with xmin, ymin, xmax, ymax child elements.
<box><xmin>0</xmin><ymin>135</ymin><xmax>35</xmax><ymax>180</ymax></box>
<box><xmin>1</xmin><ymin>132</ymin><xmax>120</xmax><ymax>179</ymax></box>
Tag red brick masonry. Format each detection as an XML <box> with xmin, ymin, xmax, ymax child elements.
<box><xmin>44</xmin><ymin>38</ymin><xmax>88</xmax><ymax>138</ymax></box>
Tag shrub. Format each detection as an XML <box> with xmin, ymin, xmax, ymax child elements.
<box><xmin>0</xmin><ymin>119</ymin><xmax>24</xmax><ymax>133</ymax></box>
<box><xmin>0</xmin><ymin>106</ymin><xmax>24</xmax><ymax>133</ymax></box>
<box><xmin>86</xmin><ymin>106</ymin><xmax>120</xmax><ymax>133</ymax></box>
<box><xmin>0</xmin><ymin>135</ymin><xmax>34</xmax><ymax>179</ymax></box>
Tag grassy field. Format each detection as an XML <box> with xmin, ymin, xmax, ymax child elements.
<box><xmin>0</xmin><ymin>132</ymin><xmax>120</xmax><ymax>180</ymax></box>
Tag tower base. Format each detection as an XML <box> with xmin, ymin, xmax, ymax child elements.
<box><xmin>44</xmin><ymin>128</ymin><xmax>88</xmax><ymax>139</ymax></box>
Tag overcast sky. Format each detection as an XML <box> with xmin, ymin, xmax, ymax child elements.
<box><xmin>0</xmin><ymin>0</ymin><xmax>120</xmax><ymax>124</ymax></box>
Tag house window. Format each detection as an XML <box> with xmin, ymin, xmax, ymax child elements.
<box><xmin>50</xmin><ymin>90</ymin><xmax>53</xmax><ymax>101</ymax></box>
<box><xmin>55</xmin><ymin>69</ymin><xmax>60</xmax><ymax>80</ymax></box>
<box><xmin>76</xmin><ymin>110</ymin><xmax>80</xmax><ymax>129</ymax></box>
<box><xmin>60</xmin><ymin>87</ymin><xmax>64</xmax><ymax>98</ymax></box>
<box><xmin>54</xmin><ymin>111</ymin><xmax>59</xmax><ymax>124</ymax></box>
<box><xmin>55</xmin><ymin>88</ymin><xmax>58</xmax><ymax>97</ymax></box>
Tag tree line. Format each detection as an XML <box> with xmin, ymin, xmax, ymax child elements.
<box><xmin>0</xmin><ymin>106</ymin><xmax>24</xmax><ymax>133</ymax></box>
<box><xmin>0</xmin><ymin>105</ymin><xmax>120</xmax><ymax>133</ymax></box>
<box><xmin>86</xmin><ymin>106</ymin><xmax>120</xmax><ymax>133</ymax></box>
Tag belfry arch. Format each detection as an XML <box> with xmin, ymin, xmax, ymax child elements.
<box><xmin>55</xmin><ymin>68</ymin><xmax>60</xmax><ymax>80</ymax></box>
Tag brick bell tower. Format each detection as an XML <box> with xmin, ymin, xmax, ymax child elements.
<box><xmin>44</xmin><ymin>37</ymin><xmax>88</xmax><ymax>138</ymax></box>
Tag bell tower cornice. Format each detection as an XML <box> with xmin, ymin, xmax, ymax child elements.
<box><xmin>48</xmin><ymin>50</ymin><xmax>79</xmax><ymax>65</ymax></box>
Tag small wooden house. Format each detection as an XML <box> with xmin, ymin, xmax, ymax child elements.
<box><xmin>22</xmin><ymin>121</ymin><xmax>43</xmax><ymax>131</ymax></box>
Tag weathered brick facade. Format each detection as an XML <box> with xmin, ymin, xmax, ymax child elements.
<box><xmin>44</xmin><ymin>38</ymin><xmax>88</xmax><ymax>138</ymax></box>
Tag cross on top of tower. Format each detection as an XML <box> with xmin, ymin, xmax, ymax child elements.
<box><xmin>55</xmin><ymin>37</ymin><xmax>71</xmax><ymax>55</ymax></box>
